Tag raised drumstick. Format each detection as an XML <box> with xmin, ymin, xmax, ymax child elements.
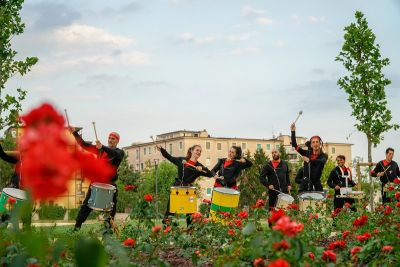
<box><xmin>293</xmin><ymin>110</ymin><xmax>303</xmax><ymax>124</ymax></box>
<box><xmin>64</xmin><ymin>109</ymin><xmax>70</xmax><ymax>127</ymax></box>
<box><xmin>92</xmin><ymin>121</ymin><xmax>99</xmax><ymax>141</ymax></box>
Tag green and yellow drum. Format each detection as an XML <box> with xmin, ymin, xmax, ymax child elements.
<box><xmin>0</xmin><ymin>188</ymin><xmax>27</xmax><ymax>213</ymax></box>
<box><xmin>210</xmin><ymin>187</ymin><xmax>240</xmax><ymax>222</ymax></box>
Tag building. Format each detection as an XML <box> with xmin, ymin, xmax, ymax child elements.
<box><xmin>124</xmin><ymin>129</ymin><xmax>353</xmax><ymax>201</ymax></box>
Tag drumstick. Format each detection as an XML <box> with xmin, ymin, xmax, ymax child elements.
<box><xmin>64</xmin><ymin>109</ymin><xmax>70</xmax><ymax>127</ymax></box>
<box><xmin>186</xmin><ymin>163</ymin><xmax>207</xmax><ymax>174</ymax></box>
<box><xmin>293</xmin><ymin>110</ymin><xmax>303</xmax><ymax>124</ymax></box>
<box><xmin>92</xmin><ymin>121</ymin><xmax>99</xmax><ymax>141</ymax></box>
<box><xmin>150</xmin><ymin>135</ymin><xmax>155</xmax><ymax>143</ymax></box>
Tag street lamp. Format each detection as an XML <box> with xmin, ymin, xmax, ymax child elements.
<box><xmin>154</xmin><ymin>159</ymin><xmax>160</xmax><ymax>216</ymax></box>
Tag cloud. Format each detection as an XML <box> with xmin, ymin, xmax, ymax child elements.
<box><xmin>291</xmin><ymin>14</ymin><xmax>301</xmax><ymax>24</ymax></box>
<box><xmin>178</xmin><ymin>32</ymin><xmax>216</xmax><ymax>45</ymax></box>
<box><xmin>312</xmin><ymin>68</ymin><xmax>325</xmax><ymax>75</ymax></box>
<box><xmin>101</xmin><ymin>2</ymin><xmax>141</xmax><ymax>15</ymax></box>
<box><xmin>272</xmin><ymin>40</ymin><xmax>286</xmax><ymax>48</ymax></box>
<box><xmin>62</xmin><ymin>51</ymin><xmax>151</xmax><ymax>67</ymax></box>
<box><xmin>308</xmin><ymin>16</ymin><xmax>326</xmax><ymax>23</ymax></box>
<box><xmin>225</xmin><ymin>33</ymin><xmax>255</xmax><ymax>42</ymax></box>
<box><xmin>230</xmin><ymin>46</ymin><xmax>260</xmax><ymax>55</ymax></box>
<box><xmin>242</xmin><ymin>6</ymin><xmax>265</xmax><ymax>17</ymax></box>
<box><xmin>256</xmin><ymin>17</ymin><xmax>274</xmax><ymax>26</ymax></box>
<box><xmin>25</xmin><ymin>1</ymin><xmax>82</xmax><ymax>31</ymax></box>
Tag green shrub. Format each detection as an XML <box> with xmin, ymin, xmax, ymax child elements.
<box><xmin>68</xmin><ymin>208</ymin><xmax>98</xmax><ymax>221</ymax></box>
<box><xmin>37</xmin><ymin>204</ymin><xmax>66</xmax><ymax>220</ymax></box>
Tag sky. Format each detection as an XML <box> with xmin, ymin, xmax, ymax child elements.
<box><xmin>5</xmin><ymin>0</ymin><xmax>400</xmax><ymax>162</ymax></box>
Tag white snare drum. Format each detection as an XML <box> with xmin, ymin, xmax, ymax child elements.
<box><xmin>346</xmin><ymin>191</ymin><xmax>365</xmax><ymax>199</ymax></box>
<box><xmin>339</xmin><ymin>187</ymin><xmax>352</xmax><ymax>195</ymax></box>
<box><xmin>298</xmin><ymin>191</ymin><xmax>326</xmax><ymax>212</ymax></box>
<box><xmin>275</xmin><ymin>193</ymin><xmax>294</xmax><ymax>209</ymax></box>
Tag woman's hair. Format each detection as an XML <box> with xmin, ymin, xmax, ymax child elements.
<box><xmin>305</xmin><ymin>135</ymin><xmax>324</xmax><ymax>153</ymax></box>
<box><xmin>231</xmin><ymin>146</ymin><xmax>242</xmax><ymax>160</ymax></box>
<box><xmin>186</xmin><ymin>145</ymin><xmax>201</xmax><ymax>160</ymax></box>
<box><xmin>336</xmin><ymin>155</ymin><xmax>346</xmax><ymax>161</ymax></box>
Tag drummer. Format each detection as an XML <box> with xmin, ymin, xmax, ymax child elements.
<box><xmin>327</xmin><ymin>155</ymin><xmax>356</xmax><ymax>211</ymax></box>
<box><xmin>0</xmin><ymin>143</ymin><xmax>21</xmax><ymax>188</ymax></box>
<box><xmin>69</xmin><ymin>127</ymin><xmax>125</xmax><ymax>231</ymax></box>
<box><xmin>259</xmin><ymin>148</ymin><xmax>291</xmax><ymax>210</ymax></box>
<box><xmin>291</xmin><ymin>123</ymin><xmax>327</xmax><ymax>192</ymax></box>
<box><xmin>371</xmin><ymin>148</ymin><xmax>400</xmax><ymax>204</ymax></box>
<box><xmin>211</xmin><ymin>146</ymin><xmax>252</xmax><ymax>190</ymax></box>
<box><xmin>156</xmin><ymin>144</ymin><xmax>214</xmax><ymax>226</ymax></box>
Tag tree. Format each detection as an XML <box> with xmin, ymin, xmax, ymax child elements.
<box><xmin>336</xmin><ymin>11</ymin><xmax>398</xmax><ymax>164</ymax></box>
<box><xmin>0</xmin><ymin>0</ymin><xmax>38</xmax><ymax>130</ymax></box>
<box><xmin>336</xmin><ymin>11</ymin><xmax>398</xmax><ymax>210</ymax></box>
<box><xmin>0</xmin><ymin>132</ymin><xmax>16</xmax><ymax>188</ymax></box>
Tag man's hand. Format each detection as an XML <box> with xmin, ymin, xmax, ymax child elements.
<box><xmin>302</xmin><ymin>156</ymin><xmax>310</xmax><ymax>163</ymax></box>
<box><xmin>268</xmin><ymin>185</ymin><xmax>274</xmax><ymax>190</ymax></box>
<box><xmin>377</xmin><ymin>172</ymin><xmax>385</xmax><ymax>177</ymax></box>
<box><xmin>237</xmin><ymin>158</ymin><xmax>246</xmax><ymax>163</ymax></box>
<box><xmin>290</xmin><ymin>123</ymin><xmax>296</xmax><ymax>131</ymax></box>
<box><xmin>335</xmin><ymin>185</ymin><xmax>340</xmax><ymax>190</ymax></box>
<box><xmin>288</xmin><ymin>185</ymin><xmax>292</xmax><ymax>192</ymax></box>
<box><xmin>155</xmin><ymin>144</ymin><xmax>161</xmax><ymax>151</ymax></box>
<box><xmin>95</xmin><ymin>140</ymin><xmax>103</xmax><ymax>149</ymax></box>
<box><xmin>196</xmin><ymin>166</ymin><xmax>203</xmax><ymax>172</ymax></box>
<box><xmin>68</xmin><ymin>126</ymin><xmax>76</xmax><ymax>133</ymax></box>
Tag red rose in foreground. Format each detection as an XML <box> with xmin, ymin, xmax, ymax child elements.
<box><xmin>350</xmin><ymin>246</ymin><xmax>362</xmax><ymax>256</ymax></box>
<box><xmin>21</xmin><ymin>103</ymin><xmax>65</xmax><ymax>128</ymax></box>
<box><xmin>268</xmin><ymin>209</ymin><xmax>285</xmax><ymax>225</ymax></box>
<box><xmin>6</xmin><ymin>197</ymin><xmax>16</xmax><ymax>205</ymax></box>
<box><xmin>267</xmin><ymin>258</ymin><xmax>290</xmax><ymax>267</ymax></box>
<box><xmin>328</xmin><ymin>240</ymin><xmax>346</xmax><ymax>250</ymax></box>
<box><xmin>272</xmin><ymin>216</ymin><xmax>304</xmax><ymax>237</ymax></box>
<box><xmin>308</xmin><ymin>252</ymin><xmax>315</xmax><ymax>261</ymax></box>
<box><xmin>353</xmin><ymin>215</ymin><xmax>368</xmax><ymax>228</ymax></box>
<box><xmin>253</xmin><ymin>199</ymin><xmax>265</xmax><ymax>208</ymax></box>
<box><xmin>356</xmin><ymin>232</ymin><xmax>371</xmax><ymax>242</ymax></box>
<box><xmin>237</xmin><ymin>210</ymin><xmax>248</xmax><ymax>219</ymax></box>
<box><xmin>253</xmin><ymin>258</ymin><xmax>265</xmax><ymax>267</ymax></box>
<box><xmin>382</xmin><ymin>245</ymin><xmax>393</xmax><ymax>252</ymax></box>
<box><xmin>123</xmin><ymin>238</ymin><xmax>136</xmax><ymax>247</ymax></box>
<box><xmin>272</xmin><ymin>240</ymin><xmax>290</xmax><ymax>250</ymax></box>
<box><xmin>322</xmin><ymin>250</ymin><xmax>336</xmax><ymax>263</ymax></box>
<box><xmin>143</xmin><ymin>194</ymin><xmax>153</xmax><ymax>202</ymax></box>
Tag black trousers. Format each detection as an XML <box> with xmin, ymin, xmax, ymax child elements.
<box><xmin>162</xmin><ymin>197</ymin><xmax>192</xmax><ymax>227</ymax></box>
<box><xmin>75</xmin><ymin>183</ymin><xmax>118</xmax><ymax>228</ymax></box>
<box><xmin>333</xmin><ymin>197</ymin><xmax>356</xmax><ymax>211</ymax></box>
<box><xmin>268</xmin><ymin>191</ymin><xmax>278</xmax><ymax>210</ymax></box>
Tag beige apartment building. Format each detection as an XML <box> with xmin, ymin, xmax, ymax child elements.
<box><xmin>124</xmin><ymin>129</ymin><xmax>352</xmax><ymax>201</ymax></box>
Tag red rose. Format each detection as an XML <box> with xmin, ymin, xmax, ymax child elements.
<box><xmin>308</xmin><ymin>252</ymin><xmax>315</xmax><ymax>261</ymax></box>
<box><xmin>272</xmin><ymin>240</ymin><xmax>290</xmax><ymax>250</ymax></box>
<box><xmin>396</xmin><ymin>202</ymin><xmax>400</xmax><ymax>208</ymax></box>
<box><xmin>356</xmin><ymin>232</ymin><xmax>371</xmax><ymax>242</ymax></box>
<box><xmin>253</xmin><ymin>257</ymin><xmax>265</xmax><ymax>267</ymax></box>
<box><xmin>394</xmin><ymin>177</ymin><xmax>400</xmax><ymax>184</ymax></box>
<box><xmin>328</xmin><ymin>240</ymin><xmax>346</xmax><ymax>250</ymax></box>
<box><xmin>202</xmin><ymin>199</ymin><xmax>211</xmax><ymax>204</ymax></box>
<box><xmin>350</xmin><ymin>246</ymin><xmax>362</xmax><ymax>256</ymax></box>
<box><xmin>388</xmin><ymin>185</ymin><xmax>394</xmax><ymax>191</ymax></box>
<box><xmin>268</xmin><ymin>209</ymin><xmax>285</xmax><ymax>225</ymax></box>
<box><xmin>342</xmin><ymin>230</ymin><xmax>350</xmax><ymax>238</ymax></box>
<box><xmin>192</xmin><ymin>212</ymin><xmax>203</xmax><ymax>222</ymax></box>
<box><xmin>237</xmin><ymin>210</ymin><xmax>248</xmax><ymax>219</ymax></box>
<box><xmin>382</xmin><ymin>245</ymin><xmax>393</xmax><ymax>252</ymax></box>
<box><xmin>152</xmin><ymin>225</ymin><xmax>162</xmax><ymax>233</ymax></box>
<box><xmin>143</xmin><ymin>194</ymin><xmax>153</xmax><ymax>202</ymax></box>
<box><xmin>253</xmin><ymin>199</ymin><xmax>265</xmax><ymax>209</ymax></box>
<box><xmin>6</xmin><ymin>197</ymin><xmax>16</xmax><ymax>205</ymax></box>
<box><xmin>344</xmin><ymin>202</ymin><xmax>351</xmax><ymax>208</ymax></box>
<box><xmin>124</xmin><ymin>185</ymin><xmax>136</xmax><ymax>191</ymax></box>
<box><xmin>222</xmin><ymin>211</ymin><xmax>231</xmax><ymax>218</ymax></box>
<box><xmin>267</xmin><ymin>258</ymin><xmax>290</xmax><ymax>267</ymax></box>
<box><xmin>395</xmin><ymin>192</ymin><xmax>400</xmax><ymax>199</ymax></box>
<box><xmin>123</xmin><ymin>238</ymin><xmax>136</xmax><ymax>247</ymax></box>
<box><xmin>227</xmin><ymin>229</ymin><xmax>235</xmax><ymax>236</ymax></box>
<box><xmin>384</xmin><ymin>206</ymin><xmax>393</xmax><ymax>215</ymax></box>
<box><xmin>322</xmin><ymin>250</ymin><xmax>336</xmax><ymax>263</ymax></box>
<box><xmin>353</xmin><ymin>215</ymin><xmax>368</xmax><ymax>227</ymax></box>
<box><xmin>203</xmin><ymin>218</ymin><xmax>209</xmax><ymax>224</ymax></box>
<box><xmin>272</xmin><ymin>216</ymin><xmax>304</xmax><ymax>237</ymax></box>
<box><xmin>287</xmin><ymin>203</ymin><xmax>299</xmax><ymax>210</ymax></box>
<box><xmin>164</xmin><ymin>226</ymin><xmax>172</xmax><ymax>234</ymax></box>
<box><xmin>234</xmin><ymin>219</ymin><xmax>242</xmax><ymax>227</ymax></box>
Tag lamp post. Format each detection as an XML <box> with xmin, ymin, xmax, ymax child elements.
<box><xmin>154</xmin><ymin>158</ymin><xmax>160</xmax><ymax>216</ymax></box>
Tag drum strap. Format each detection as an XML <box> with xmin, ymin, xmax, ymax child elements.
<box><xmin>379</xmin><ymin>162</ymin><xmax>391</xmax><ymax>183</ymax></box>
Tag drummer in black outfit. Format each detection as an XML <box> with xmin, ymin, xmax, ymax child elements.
<box><xmin>156</xmin><ymin>144</ymin><xmax>213</xmax><ymax>226</ymax></box>
<box><xmin>259</xmin><ymin>148</ymin><xmax>291</xmax><ymax>210</ymax></box>
<box><xmin>211</xmin><ymin>146</ymin><xmax>252</xmax><ymax>190</ymax></box>
<box><xmin>371</xmin><ymin>148</ymin><xmax>400</xmax><ymax>204</ymax></box>
<box><xmin>327</xmin><ymin>155</ymin><xmax>356</xmax><ymax>211</ymax></box>
<box><xmin>291</xmin><ymin>123</ymin><xmax>327</xmax><ymax>192</ymax></box>
<box><xmin>70</xmin><ymin>127</ymin><xmax>125</xmax><ymax>231</ymax></box>
<box><xmin>0</xmin><ymin>144</ymin><xmax>20</xmax><ymax>188</ymax></box>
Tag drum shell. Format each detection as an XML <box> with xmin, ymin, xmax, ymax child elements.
<box><xmin>88</xmin><ymin>183</ymin><xmax>116</xmax><ymax>211</ymax></box>
<box><xmin>298</xmin><ymin>192</ymin><xmax>326</xmax><ymax>212</ymax></box>
<box><xmin>210</xmin><ymin>187</ymin><xmax>240</xmax><ymax>222</ymax></box>
<box><xmin>169</xmin><ymin>186</ymin><xmax>197</xmax><ymax>214</ymax></box>
<box><xmin>0</xmin><ymin>188</ymin><xmax>27</xmax><ymax>212</ymax></box>
<box><xmin>276</xmin><ymin>193</ymin><xmax>294</xmax><ymax>209</ymax></box>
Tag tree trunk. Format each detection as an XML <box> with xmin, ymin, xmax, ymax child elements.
<box><xmin>367</xmin><ymin>135</ymin><xmax>374</xmax><ymax>211</ymax></box>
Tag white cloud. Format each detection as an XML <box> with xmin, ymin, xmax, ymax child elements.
<box><xmin>178</xmin><ymin>32</ymin><xmax>216</xmax><ymax>45</ymax></box>
<box><xmin>230</xmin><ymin>46</ymin><xmax>260</xmax><ymax>55</ymax></box>
<box><xmin>308</xmin><ymin>16</ymin><xmax>326</xmax><ymax>23</ymax></box>
<box><xmin>291</xmin><ymin>14</ymin><xmax>301</xmax><ymax>24</ymax></box>
<box><xmin>54</xmin><ymin>24</ymin><xmax>135</xmax><ymax>48</ymax></box>
<box><xmin>225</xmin><ymin>33</ymin><xmax>255</xmax><ymax>42</ymax></box>
<box><xmin>272</xmin><ymin>40</ymin><xmax>286</xmax><ymax>48</ymax></box>
<box><xmin>63</xmin><ymin>51</ymin><xmax>151</xmax><ymax>67</ymax></box>
<box><xmin>256</xmin><ymin>17</ymin><xmax>274</xmax><ymax>26</ymax></box>
<box><xmin>242</xmin><ymin>5</ymin><xmax>265</xmax><ymax>17</ymax></box>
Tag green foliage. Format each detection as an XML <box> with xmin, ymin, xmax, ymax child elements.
<box><xmin>37</xmin><ymin>204</ymin><xmax>66</xmax><ymax>220</ymax></box>
<box><xmin>68</xmin><ymin>208</ymin><xmax>98</xmax><ymax>221</ymax></box>
<box><xmin>336</xmin><ymin>11</ymin><xmax>398</xmax><ymax>162</ymax></box>
<box><xmin>116</xmin><ymin>155</ymin><xmax>140</xmax><ymax>212</ymax></box>
<box><xmin>0</xmin><ymin>0</ymin><xmax>38</xmax><ymax>130</ymax></box>
<box><xmin>238</xmin><ymin>150</ymin><xmax>267</xmax><ymax>207</ymax></box>
<box><xmin>321</xmin><ymin>157</ymin><xmax>336</xmax><ymax>186</ymax></box>
<box><xmin>0</xmin><ymin>133</ymin><xmax>16</xmax><ymax>188</ymax></box>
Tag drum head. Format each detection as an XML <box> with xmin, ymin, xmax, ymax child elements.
<box><xmin>3</xmin><ymin>188</ymin><xmax>27</xmax><ymax>200</ymax></box>
<box><xmin>299</xmin><ymin>192</ymin><xmax>324</xmax><ymax>200</ymax></box>
<box><xmin>91</xmin><ymin>183</ymin><xmax>116</xmax><ymax>190</ymax></box>
<box><xmin>213</xmin><ymin>187</ymin><xmax>240</xmax><ymax>195</ymax></box>
<box><xmin>278</xmin><ymin>193</ymin><xmax>294</xmax><ymax>202</ymax></box>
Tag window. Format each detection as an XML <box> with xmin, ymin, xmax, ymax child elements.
<box><xmin>206</xmin><ymin>157</ymin><xmax>211</xmax><ymax>167</ymax></box>
<box><xmin>148</xmin><ymin>146</ymin><xmax>151</xmax><ymax>154</ymax></box>
<box><xmin>217</xmin><ymin>143</ymin><xmax>222</xmax><ymax>150</ymax></box>
<box><xmin>275</xmin><ymin>144</ymin><xmax>280</xmax><ymax>149</ymax></box>
<box><xmin>266</xmin><ymin>144</ymin><xmax>271</xmax><ymax>150</ymax></box>
<box><xmin>136</xmin><ymin>149</ymin><xmax>139</xmax><ymax>159</ymax></box>
<box><xmin>169</xmin><ymin>143</ymin><xmax>173</xmax><ymax>153</ymax></box>
<box><xmin>242</xmin><ymin>143</ymin><xmax>247</xmax><ymax>150</ymax></box>
<box><xmin>332</xmin><ymin>147</ymin><xmax>336</xmax><ymax>154</ymax></box>
<box><xmin>179</xmin><ymin>142</ymin><xmax>183</xmax><ymax>150</ymax></box>
<box><xmin>136</xmin><ymin>164</ymin><xmax>139</xmax><ymax>171</ymax></box>
<box><xmin>141</xmin><ymin>163</ymin><xmax>144</xmax><ymax>170</ymax></box>
<box><xmin>206</xmin><ymin>142</ymin><xmax>211</xmax><ymax>150</ymax></box>
<box><xmin>206</xmin><ymin>188</ymin><xmax>212</xmax><ymax>196</ymax></box>
<box><xmin>257</xmin><ymin>144</ymin><xmax>262</xmax><ymax>150</ymax></box>
<box><xmin>194</xmin><ymin>134</ymin><xmax>199</xmax><ymax>137</ymax></box>
<box><xmin>232</xmin><ymin>142</ymin><xmax>236</xmax><ymax>146</ymax></box>
<box><xmin>143</xmin><ymin>147</ymin><xmax>147</xmax><ymax>155</ymax></box>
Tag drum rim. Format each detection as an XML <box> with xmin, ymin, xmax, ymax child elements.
<box><xmin>278</xmin><ymin>193</ymin><xmax>294</xmax><ymax>201</ymax></box>
<box><xmin>170</xmin><ymin>186</ymin><xmax>196</xmax><ymax>190</ymax></box>
<box><xmin>91</xmin><ymin>183</ymin><xmax>116</xmax><ymax>190</ymax></box>
<box><xmin>213</xmin><ymin>187</ymin><xmax>240</xmax><ymax>195</ymax></box>
<box><xmin>2</xmin><ymin>188</ymin><xmax>27</xmax><ymax>200</ymax></box>
<box><xmin>298</xmin><ymin>192</ymin><xmax>325</xmax><ymax>200</ymax></box>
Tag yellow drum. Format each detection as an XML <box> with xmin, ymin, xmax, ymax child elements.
<box><xmin>210</xmin><ymin>187</ymin><xmax>240</xmax><ymax>221</ymax></box>
<box><xmin>169</xmin><ymin>186</ymin><xmax>197</xmax><ymax>214</ymax></box>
